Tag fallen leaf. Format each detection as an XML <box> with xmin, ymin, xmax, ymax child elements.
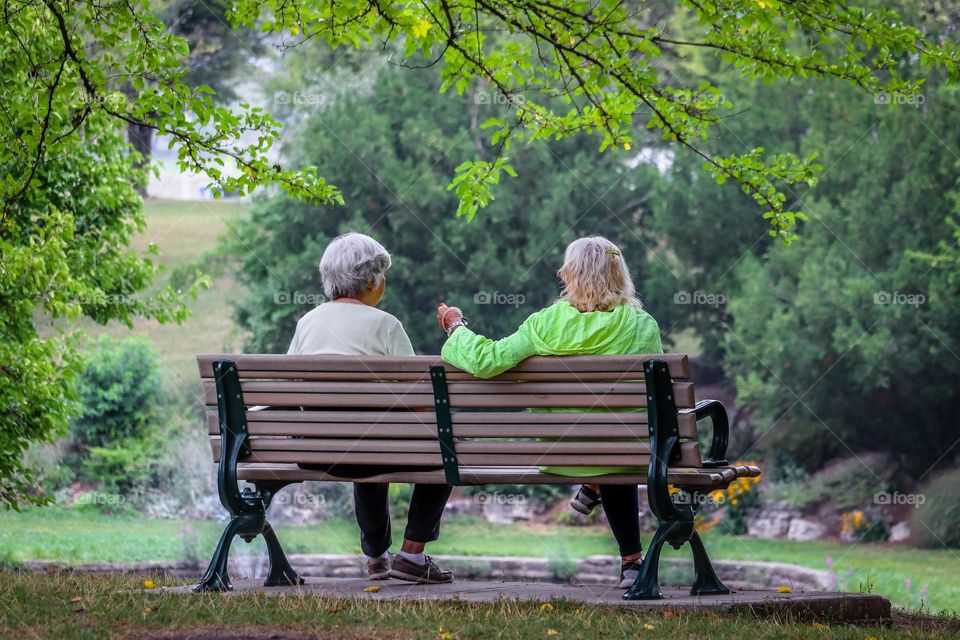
<box><xmin>643</xmin><ymin>623</ymin><xmax>655</xmax><ymax>630</ymax></box>
<box><xmin>70</xmin><ymin>596</ymin><xmax>82</xmax><ymax>603</ymax></box>
<box><xmin>363</xmin><ymin>585</ymin><xmax>382</xmax><ymax>593</ymax></box>
<box><xmin>546</xmin><ymin>630</ymin><xmax>558</xmax><ymax>637</ymax></box>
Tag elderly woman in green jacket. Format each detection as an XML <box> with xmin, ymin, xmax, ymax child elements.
<box><xmin>436</xmin><ymin>235</ymin><xmax>662</xmax><ymax>589</ymax></box>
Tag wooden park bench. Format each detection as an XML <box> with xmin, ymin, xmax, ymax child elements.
<box><xmin>195</xmin><ymin>353</ymin><xmax>761</xmax><ymax>600</ymax></box>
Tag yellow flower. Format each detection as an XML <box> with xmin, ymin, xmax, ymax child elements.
<box><xmin>777</xmin><ymin>585</ymin><xmax>793</xmax><ymax>593</ymax></box>
<box><xmin>411</xmin><ymin>18</ymin><xmax>433</xmax><ymax>39</ymax></box>
<box><xmin>143</xmin><ymin>579</ymin><xmax>156</xmax><ymax>589</ymax></box>
<box><xmin>643</xmin><ymin>623</ymin><xmax>655</xmax><ymax>630</ymax></box>
<box><xmin>755</xmin><ymin>0</ymin><xmax>771</xmax><ymax>8</ymax></box>
<box><xmin>437</xmin><ymin>627</ymin><xmax>455</xmax><ymax>640</ymax></box>
<box><xmin>623</xmin><ymin>142</ymin><xmax>631</xmax><ymax>151</ymax></box>
<box><xmin>539</xmin><ymin>602</ymin><xmax>554</xmax><ymax>613</ymax></box>
<box><xmin>546</xmin><ymin>631</ymin><xmax>558</xmax><ymax>637</ymax></box>
<box><xmin>363</xmin><ymin>585</ymin><xmax>382</xmax><ymax>593</ymax></box>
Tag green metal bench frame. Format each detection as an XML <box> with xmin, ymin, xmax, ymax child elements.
<box><xmin>195</xmin><ymin>358</ymin><xmax>735</xmax><ymax>600</ymax></box>
<box><xmin>194</xmin><ymin>361</ymin><xmax>303</xmax><ymax>592</ymax></box>
<box><xmin>622</xmin><ymin>360</ymin><xmax>730</xmax><ymax>600</ymax></box>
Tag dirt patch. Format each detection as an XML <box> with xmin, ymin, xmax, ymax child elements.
<box><xmin>132</xmin><ymin>625</ymin><xmax>412</xmax><ymax>640</ymax></box>
<box><xmin>893</xmin><ymin>612</ymin><xmax>960</xmax><ymax>632</ymax></box>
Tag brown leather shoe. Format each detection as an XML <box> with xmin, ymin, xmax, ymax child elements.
<box><xmin>366</xmin><ymin>552</ymin><xmax>392</xmax><ymax>580</ymax></box>
<box><xmin>388</xmin><ymin>555</ymin><xmax>454</xmax><ymax>584</ymax></box>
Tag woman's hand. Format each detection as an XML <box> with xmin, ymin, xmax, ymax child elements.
<box><xmin>437</xmin><ymin>303</ymin><xmax>466</xmax><ymax>335</ymax></box>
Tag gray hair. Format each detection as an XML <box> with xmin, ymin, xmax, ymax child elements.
<box><xmin>319</xmin><ymin>232</ymin><xmax>392</xmax><ymax>300</ymax></box>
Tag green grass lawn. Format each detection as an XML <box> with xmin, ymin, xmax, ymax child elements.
<box><xmin>2</xmin><ymin>509</ymin><xmax>958</xmax><ymax>615</ymax></box>
<box><xmin>83</xmin><ymin>198</ymin><xmax>250</xmax><ymax>388</ymax></box>
<box><xmin>7</xmin><ymin>572</ymin><xmax>949</xmax><ymax>640</ymax></box>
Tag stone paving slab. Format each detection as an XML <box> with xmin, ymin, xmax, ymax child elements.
<box><xmin>169</xmin><ymin>578</ymin><xmax>891</xmax><ymax>624</ymax></box>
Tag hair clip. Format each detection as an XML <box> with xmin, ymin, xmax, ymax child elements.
<box><xmin>604</xmin><ymin>248</ymin><xmax>621</xmax><ymax>256</ymax></box>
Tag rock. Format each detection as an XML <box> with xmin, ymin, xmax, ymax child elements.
<box><xmin>480</xmin><ymin>498</ymin><xmax>537</xmax><ymax>523</ymax></box>
<box><xmin>787</xmin><ymin>518</ymin><xmax>827</xmax><ymax>542</ymax></box>
<box><xmin>889</xmin><ymin>521</ymin><xmax>910</xmax><ymax>543</ymax></box>
<box><xmin>443</xmin><ymin>497</ymin><xmax>481</xmax><ymax>517</ymax></box>
<box><xmin>747</xmin><ymin>504</ymin><xmax>798</xmax><ymax>539</ymax></box>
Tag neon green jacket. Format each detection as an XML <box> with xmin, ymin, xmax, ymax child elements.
<box><xmin>441</xmin><ymin>301</ymin><xmax>663</xmax><ymax>477</ymax></box>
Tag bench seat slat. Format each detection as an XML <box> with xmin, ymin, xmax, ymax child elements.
<box><xmin>233</xmin><ymin>464</ymin><xmax>762</xmax><ymax>487</ymax></box>
<box><xmin>198</xmin><ymin>353</ymin><xmax>691</xmax><ymax>380</ymax></box>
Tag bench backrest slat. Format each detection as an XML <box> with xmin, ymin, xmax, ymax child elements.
<box><xmin>199</xmin><ymin>354</ymin><xmax>702</xmax><ymax>472</ymax></box>
<box><xmin>205</xmin><ymin>410</ymin><xmax>699</xmax><ymax>439</ymax></box>
<box><xmin>200</xmin><ymin>380</ymin><xmax>695</xmax><ymax>409</ymax></box>
<box><xmin>197</xmin><ymin>353</ymin><xmax>691</xmax><ymax>380</ymax></box>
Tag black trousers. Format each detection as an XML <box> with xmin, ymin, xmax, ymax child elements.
<box><xmin>353</xmin><ymin>482</ymin><xmax>453</xmax><ymax>557</ymax></box>
<box><xmin>302</xmin><ymin>462</ymin><xmax>453</xmax><ymax>557</ymax></box>
<box><xmin>598</xmin><ymin>484</ymin><xmax>644</xmax><ymax>557</ymax></box>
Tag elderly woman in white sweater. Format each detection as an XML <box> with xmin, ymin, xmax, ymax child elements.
<box><xmin>286</xmin><ymin>232</ymin><xmax>453</xmax><ymax>585</ymax></box>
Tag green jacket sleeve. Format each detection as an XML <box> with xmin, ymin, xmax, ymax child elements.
<box><xmin>441</xmin><ymin>325</ymin><xmax>537</xmax><ymax>379</ymax></box>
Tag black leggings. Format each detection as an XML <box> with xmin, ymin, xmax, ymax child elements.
<box><xmin>598</xmin><ymin>484</ymin><xmax>643</xmax><ymax>557</ymax></box>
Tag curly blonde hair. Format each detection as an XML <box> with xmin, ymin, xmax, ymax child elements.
<box><xmin>558</xmin><ymin>236</ymin><xmax>641</xmax><ymax>312</ymax></box>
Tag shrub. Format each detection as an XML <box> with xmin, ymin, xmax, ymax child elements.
<box><xmin>23</xmin><ymin>443</ymin><xmax>74</xmax><ymax>496</ymax></box>
<box><xmin>841</xmin><ymin>509</ymin><xmax>890</xmax><ymax>543</ymax></box>
<box><xmin>716</xmin><ymin>470</ymin><xmax>762</xmax><ymax>535</ymax></box>
<box><xmin>911</xmin><ymin>468</ymin><xmax>960</xmax><ymax>549</ymax></box>
<box><xmin>83</xmin><ymin>433</ymin><xmax>161</xmax><ymax>495</ymax></box>
<box><xmin>70</xmin><ymin>336</ymin><xmax>161</xmax><ymax>453</ymax></box>
<box><xmin>66</xmin><ymin>336</ymin><xmax>163</xmax><ymax>491</ymax></box>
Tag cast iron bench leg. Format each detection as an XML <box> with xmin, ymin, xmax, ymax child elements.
<box><xmin>262</xmin><ymin>521</ymin><xmax>304</xmax><ymax>587</ymax></box>
<box><xmin>622</xmin><ymin>522</ymin><xmax>731</xmax><ymax>601</ymax></box>
<box><xmin>622</xmin><ymin>520</ymin><xmax>678</xmax><ymax>600</ymax></box>
<box><xmin>194</xmin><ymin>516</ymin><xmax>246</xmax><ymax>592</ymax></box>
<box><xmin>689</xmin><ymin>530</ymin><xmax>730</xmax><ymax>596</ymax></box>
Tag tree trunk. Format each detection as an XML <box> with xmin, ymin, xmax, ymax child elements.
<box><xmin>127</xmin><ymin>122</ymin><xmax>154</xmax><ymax>196</ymax></box>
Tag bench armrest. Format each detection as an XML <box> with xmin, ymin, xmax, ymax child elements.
<box><xmin>680</xmin><ymin>399</ymin><xmax>729</xmax><ymax>468</ymax></box>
